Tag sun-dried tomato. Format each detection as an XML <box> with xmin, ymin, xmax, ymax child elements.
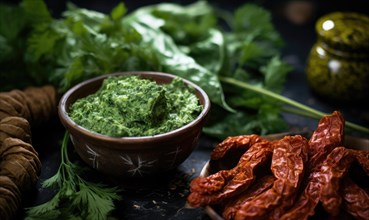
<box><xmin>221</xmin><ymin>175</ymin><xmax>275</xmax><ymax>220</ymax></box>
<box><xmin>308</xmin><ymin>111</ymin><xmax>345</xmax><ymax>171</ymax></box>
<box><xmin>352</xmin><ymin>150</ymin><xmax>369</xmax><ymax>176</ymax></box>
<box><xmin>280</xmin><ymin>111</ymin><xmax>345</xmax><ymax>220</ymax></box>
<box><xmin>187</xmin><ymin>141</ymin><xmax>273</xmax><ymax>207</ymax></box>
<box><xmin>233</xmin><ymin>135</ymin><xmax>309</xmax><ymax>220</ymax></box>
<box><xmin>341</xmin><ymin>176</ymin><xmax>369</xmax><ymax>220</ymax></box>
<box><xmin>319</xmin><ymin>147</ymin><xmax>353</xmax><ymax>216</ymax></box>
<box><xmin>211</xmin><ymin>135</ymin><xmax>266</xmax><ymax>161</ymax></box>
<box><xmin>187</xmin><ymin>112</ymin><xmax>369</xmax><ymax>219</ymax></box>
<box><xmin>209</xmin><ymin>135</ymin><xmax>268</xmax><ymax>171</ymax></box>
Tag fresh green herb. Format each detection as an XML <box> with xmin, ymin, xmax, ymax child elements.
<box><xmin>0</xmin><ymin>2</ymin><xmax>34</xmax><ymax>90</ymax></box>
<box><xmin>69</xmin><ymin>75</ymin><xmax>202</xmax><ymax>137</ymax></box>
<box><xmin>1</xmin><ymin>0</ymin><xmax>368</xmax><ymax>139</ymax></box>
<box><xmin>219</xmin><ymin>77</ymin><xmax>369</xmax><ymax>134</ymax></box>
<box><xmin>25</xmin><ymin>132</ymin><xmax>121</xmax><ymax>220</ymax></box>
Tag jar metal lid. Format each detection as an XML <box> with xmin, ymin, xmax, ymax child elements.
<box><xmin>316</xmin><ymin>12</ymin><xmax>369</xmax><ymax>51</ymax></box>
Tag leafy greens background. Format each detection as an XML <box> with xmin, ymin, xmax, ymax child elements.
<box><xmin>0</xmin><ymin>0</ymin><xmax>292</xmax><ymax>139</ymax></box>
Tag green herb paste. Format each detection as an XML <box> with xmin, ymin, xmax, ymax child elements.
<box><xmin>69</xmin><ymin>75</ymin><xmax>203</xmax><ymax>137</ymax></box>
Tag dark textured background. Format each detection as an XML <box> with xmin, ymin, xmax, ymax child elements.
<box><xmin>1</xmin><ymin>1</ymin><xmax>368</xmax><ymax>219</ymax></box>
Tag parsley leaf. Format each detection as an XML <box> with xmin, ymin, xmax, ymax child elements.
<box><xmin>2</xmin><ymin>0</ymin><xmax>368</xmax><ymax>137</ymax></box>
<box><xmin>25</xmin><ymin>132</ymin><xmax>121</xmax><ymax>220</ymax></box>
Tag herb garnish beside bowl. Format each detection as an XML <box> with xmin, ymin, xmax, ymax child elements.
<box><xmin>58</xmin><ymin>72</ymin><xmax>210</xmax><ymax>179</ymax></box>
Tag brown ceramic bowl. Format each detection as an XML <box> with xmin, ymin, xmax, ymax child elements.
<box><xmin>58</xmin><ymin>71</ymin><xmax>210</xmax><ymax>179</ymax></box>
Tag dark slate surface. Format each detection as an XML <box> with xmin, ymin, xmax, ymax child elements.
<box><xmin>11</xmin><ymin>1</ymin><xmax>369</xmax><ymax>219</ymax></box>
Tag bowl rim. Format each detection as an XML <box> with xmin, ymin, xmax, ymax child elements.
<box><xmin>58</xmin><ymin>71</ymin><xmax>211</xmax><ymax>143</ymax></box>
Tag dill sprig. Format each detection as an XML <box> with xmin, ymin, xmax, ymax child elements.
<box><xmin>25</xmin><ymin>132</ymin><xmax>121</xmax><ymax>220</ymax></box>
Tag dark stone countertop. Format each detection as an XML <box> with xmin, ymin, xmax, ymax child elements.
<box><xmin>15</xmin><ymin>1</ymin><xmax>369</xmax><ymax>219</ymax></box>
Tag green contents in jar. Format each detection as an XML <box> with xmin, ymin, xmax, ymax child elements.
<box><xmin>306</xmin><ymin>12</ymin><xmax>369</xmax><ymax>103</ymax></box>
<box><xmin>69</xmin><ymin>75</ymin><xmax>203</xmax><ymax>137</ymax></box>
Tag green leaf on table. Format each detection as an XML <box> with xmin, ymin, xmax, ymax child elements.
<box><xmin>111</xmin><ymin>2</ymin><xmax>127</xmax><ymax>21</ymax></box>
<box><xmin>2</xmin><ymin>0</ymin><xmax>295</xmax><ymax>136</ymax></box>
<box><xmin>262</xmin><ymin>56</ymin><xmax>292</xmax><ymax>93</ymax></box>
<box><xmin>204</xmin><ymin>103</ymin><xmax>287</xmax><ymax>139</ymax></box>
<box><xmin>73</xmin><ymin>182</ymin><xmax>120</xmax><ymax>219</ymax></box>
<box><xmin>26</xmin><ymin>133</ymin><xmax>121</xmax><ymax>220</ymax></box>
<box><xmin>0</xmin><ymin>4</ymin><xmax>27</xmax><ymax>41</ymax></box>
<box><xmin>239</xmin><ymin>40</ymin><xmax>265</xmax><ymax>66</ymax></box>
<box><xmin>21</xmin><ymin>0</ymin><xmax>52</xmax><ymax>24</ymax></box>
<box><xmin>125</xmin><ymin>10</ymin><xmax>231</xmax><ymax>110</ymax></box>
<box><xmin>232</xmin><ymin>3</ymin><xmax>282</xmax><ymax>46</ymax></box>
<box><xmin>187</xmin><ymin>28</ymin><xmax>225</xmax><ymax>74</ymax></box>
<box><xmin>26</xmin><ymin>25</ymin><xmax>60</xmax><ymax>62</ymax></box>
<box><xmin>0</xmin><ymin>2</ymin><xmax>37</xmax><ymax>90</ymax></box>
<box><xmin>23</xmin><ymin>3</ymin><xmax>161</xmax><ymax>92</ymax></box>
<box><xmin>142</xmin><ymin>1</ymin><xmax>216</xmax><ymax>44</ymax></box>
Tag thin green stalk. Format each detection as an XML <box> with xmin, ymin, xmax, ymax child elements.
<box><xmin>282</xmin><ymin>106</ymin><xmax>321</xmax><ymax>120</ymax></box>
<box><xmin>220</xmin><ymin>76</ymin><xmax>369</xmax><ymax>134</ymax></box>
<box><xmin>61</xmin><ymin>132</ymin><xmax>69</xmax><ymax>164</ymax></box>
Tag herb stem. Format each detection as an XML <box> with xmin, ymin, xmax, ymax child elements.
<box><xmin>220</xmin><ymin>76</ymin><xmax>369</xmax><ymax>134</ymax></box>
<box><xmin>282</xmin><ymin>106</ymin><xmax>321</xmax><ymax>120</ymax></box>
<box><xmin>61</xmin><ymin>132</ymin><xmax>70</xmax><ymax>163</ymax></box>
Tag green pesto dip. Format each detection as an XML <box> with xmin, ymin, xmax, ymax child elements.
<box><xmin>69</xmin><ymin>75</ymin><xmax>203</xmax><ymax>137</ymax></box>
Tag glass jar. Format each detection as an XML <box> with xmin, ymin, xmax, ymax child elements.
<box><xmin>306</xmin><ymin>12</ymin><xmax>369</xmax><ymax>104</ymax></box>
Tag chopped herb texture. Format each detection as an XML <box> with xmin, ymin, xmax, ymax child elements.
<box><xmin>69</xmin><ymin>75</ymin><xmax>203</xmax><ymax>137</ymax></box>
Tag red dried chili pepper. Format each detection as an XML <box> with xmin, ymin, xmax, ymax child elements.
<box><xmin>308</xmin><ymin>111</ymin><xmax>345</xmax><ymax>171</ymax></box>
<box><xmin>187</xmin><ymin>112</ymin><xmax>369</xmax><ymax>219</ymax></box>
<box><xmin>341</xmin><ymin>176</ymin><xmax>369</xmax><ymax>220</ymax></box>
<box><xmin>234</xmin><ymin>135</ymin><xmax>309</xmax><ymax>220</ymax></box>
<box><xmin>211</xmin><ymin>134</ymin><xmax>266</xmax><ymax>161</ymax></box>
<box><xmin>187</xmin><ymin>141</ymin><xmax>273</xmax><ymax>207</ymax></box>
<box><xmin>209</xmin><ymin>135</ymin><xmax>268</xmax><ymax>176</ymax></box>
<box><xmin>280</xmin><ymin>111</ymin><xmax>345</xmax><ymax>220</ymax></box>
<box><xmin>319</xmin><ymin>147</ymin><xmax>353</xmax><ymax>216</ymax></box>
<box><xmin>221</xmin><ymin>175</ymin><xmax>275</xmax><ymax>220</ymax></box>
<box><xmin>352</xmin><ymin>149</ymin><xmax>369</xmax><ymax>176</ymax></box>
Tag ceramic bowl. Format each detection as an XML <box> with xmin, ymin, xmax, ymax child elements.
<box><xmin>58</xmin><ymin>71</ymin><xmax>210</xmax><ymax>179</ymax></box>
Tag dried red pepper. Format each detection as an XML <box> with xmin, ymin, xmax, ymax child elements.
<box><xmin>234</xmin><ymin>135</ymin><xmax>309</xmax><ymax>220</ymax></box>
<box><xmin>319</xmin><ymin>147</ymin><xmax>353</xmax><ymax>216</ymax></box>
<box><xmin>341</xmin><ymin>176</ymin><xmax>369</xmax><ymax>220</ymax></box>
<box><xmin>210</xmin><ymin>135</ymin><xmax>268</xmax><ymax>171</ymax></box>
<box><xmin>280</xmin><ymin>111</ymin><xmax>345</xmax><ymax>220</ymax></box>
<box><xmin>352</xmin><ymin>150</ymin><xmax>369</xmax><ymax>176</ymax></box>
<box><xmin>222</xmin><ymin>175</ymin><xmax>275</xmax><ymax>220</ymax></box>
<box><xmin>187</xmin><ymin>112</ymin><xmax>369</xmax><ymax>219</ymax></box>
<box><xmin>308</xmin><ymin>111</ymin><xmax>345</xmax><ymax>171</ymax></box>
<box><xmin>187</xmin><ymin>140</ymin><xmax>273</xmax><ymax>207</ymax></box>
<box><xmin>211</xmin><ymin>135</ymin><xmax>266</xmax><ymax>161</ymax></box>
